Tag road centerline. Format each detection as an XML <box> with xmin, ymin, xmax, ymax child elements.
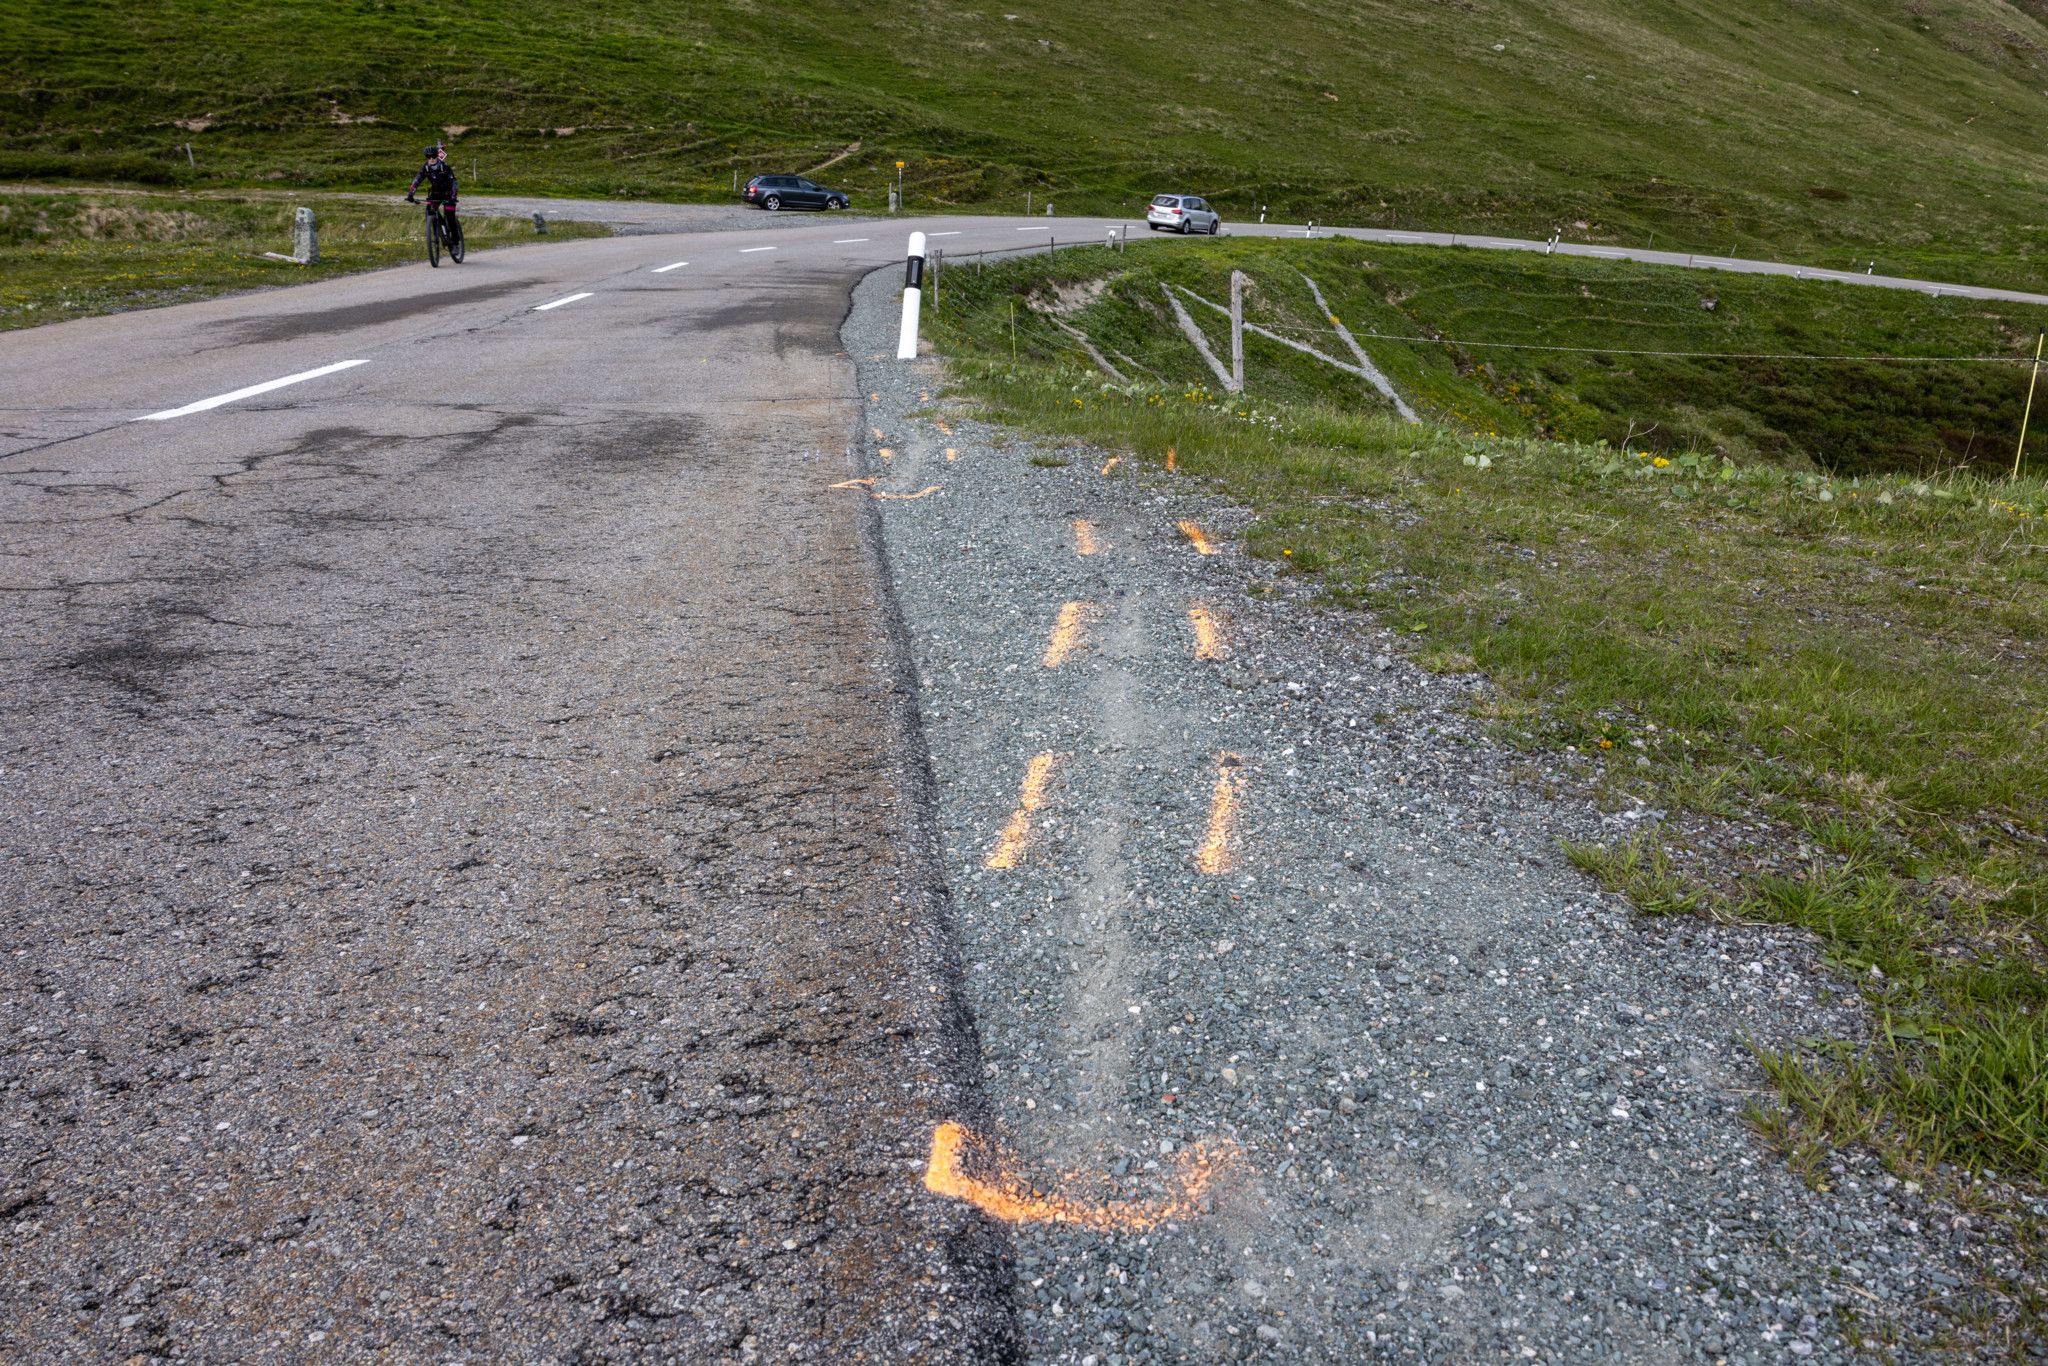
<box><xmin>134</xmin><ymin>359</ymin><xmax>371</xmax><ymax>422</ymax></box>
<box><xmin>533</xmin><ymin>292</ymin><xmax>593</xmax><ymax>311</ymax></box>
<box><xmin>650</xmin><ymin>261</ymin><xmax>690</xmax><ymax>273</ymax></box>
<box><xmin>740</xmin><ymin>246</ymin><xmax>777</xmax><ymax>254</ymax></box>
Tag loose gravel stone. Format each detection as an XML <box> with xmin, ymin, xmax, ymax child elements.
<box><xmin>844</xmin><ymin>266</ymin><xmax>2024</xmax><ymax>1362</ymax></box>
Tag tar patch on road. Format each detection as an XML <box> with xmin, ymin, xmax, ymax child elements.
<box><xmin>208</xmin><ymin>281</ymin><xmax>531</xmax><ymax>344</ymax></box>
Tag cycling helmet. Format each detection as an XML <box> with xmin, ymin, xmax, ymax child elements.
<box><xmin>424</xmin><ymin>145</ymin><xmax>440</xmax><ymax>158</ymax></box>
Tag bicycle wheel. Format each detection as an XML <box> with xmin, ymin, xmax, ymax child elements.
<box><xmin>448</xmin><ymin>218</ymin><xmax>465</xmax><ymax>264</ymax></box>
<box><xmin>427</xmin><ymin>213</ymin><xmax>441</xmax><ymax>268</ymax></box>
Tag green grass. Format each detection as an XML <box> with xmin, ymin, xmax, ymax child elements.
<box><xmin>8</xmin><ymin>1</ymin><xmax>2048</xmax><ymax>290</ymax></box>
<box><xmin>939</xmin><ymin>236</ymin><xmax>2048</xmax><ymax>475</ymax></box>
<box><xmin>925</xmin><ymin>242</ymin><xmax>2048</xmax><ymax>1218</ymax></box>
<box><xmin>0</xmin><ymin>189</ymin><xmax>607</xmax><ymax>327</ymax></box>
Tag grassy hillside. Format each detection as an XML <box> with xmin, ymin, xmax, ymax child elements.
<box><xmin>925</xmin><ymin>241</ymin><xmax>2048</xmax><ymax>1309</ymax></box>
<box><xmin>951</xmin><ymin>236</ymin><xmax>2048</xmax><ymax>475</ymax></box>
<box><xmin>8</xmin><ymin>1</ymin><xmax>2048</xmax><ymax>288</ymax></box>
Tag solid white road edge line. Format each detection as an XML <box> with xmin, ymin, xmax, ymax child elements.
<box><xmin>740</xmin><ymin>246</ymin><xmax>776</xmax><ymax>253</ymax></box>
<box><xmin>534</xmin><ymin>292</ymin><xmax>593</xmax><ymax>311</ymax></box>
<box><xmin>134</xmin><ymin>359</ymin><xmax>372</xmax><ymax>422</ymax></box>
<box><xmin>651</xmin><ymin>262</ymin><xmax>690</xmax><ymax>273</ymax></box>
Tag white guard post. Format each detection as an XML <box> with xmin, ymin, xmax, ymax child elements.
<box><xmin>897</xmin><ymin>231</ymin><xmax>927</xmax><ymax>360</ymax></box>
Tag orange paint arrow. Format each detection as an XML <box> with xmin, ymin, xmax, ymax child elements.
<box><xmin>923</xmin><ymin>1122</ymin><xmax>1238</xmax><ymax>1233</ymax></box>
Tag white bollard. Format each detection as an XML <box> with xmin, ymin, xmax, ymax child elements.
<box><xmin>897</xmin><ymin>231</ymin><xmax>927</xmax><ymax>360</ymax></box>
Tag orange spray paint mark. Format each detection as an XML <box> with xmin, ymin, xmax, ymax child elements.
<box><xmin>923</xmin><ymin>1122</ymin><xmax>1238</xmax><ymax>1233</ymax></box>
<box><xmin>829</xmin><ymin>477</ymin><xmax>878</xmax><ymax>490</ymax></box>
<box><xmin>985</xmin><ymin>752</ymin><xmax>1059</xmax><ymax>869</ymax></box>
<box><xmin>1195</xmin><ymin>753</ymin><xmax>1245</xmax><ymax>875</ymax></box>
<box><xmin>1073</xmin><ymin>520</ymin><xmax>1102</xmax><ymax>557</ymax></box>
<box><xmin>935</xmin><ymin>418</ymin><xmax>954</xmax><ymax>437</ymax></box>
<box><xmin>945</xmin><ymin>447</ymin><xmax>959</xmax><ymax>463</ymax></box>
<box><xmin>1166</xmin><ymin>446</ymin><xmax>1179</xmax><ymax>472</ymax></box>
<box><xmin>874</xmin><ymin>485</ymin><xmax>942</xmax><ymax>502</ymax></box>
<box><xmin>1042</xmin><ymin>602</ymin><xmax>1095</xmax><ymax>668</ymax></box>
<box><xmin>880</xmin><ymin>447</ymin><xmax>895</xmax><ymax>463</ymax></box>
<box><xmin>1178</xmin><ymin>521</ymin><xmax>1218</xmax><ymax>556</ymax></box>
<box><xmin>872</xmin><ymin>426</ymin><xmax>888</xmax><ymax>442</ymax></box>
<box><xmin>1188</xmin><ymin>602</ymin><xmax>1227</xmax><ymax>660</ymax></box>
<box><xmin>1100</xmin><ymin>456</ymin><xmax>1122</xmax><ymax>476</ymax></box>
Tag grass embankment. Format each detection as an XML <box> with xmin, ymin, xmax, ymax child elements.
<box><xmin>0</xmin><ymin>190</ymin><xmax>607</xmax><ymax>328</ymax></box>
<box><xmin>958</xmin><ymin>236</ymin><xmax>2048</xmax><ymax>475</ymax></box>
<box><xmin>7</xmin><ymin>0</ymin><xmax>2048</xmax><ymax>290</ymax></box>
<box><xmin>928</xmin><ymin>241</ymin><xmax>2048</xmax><ymax>1229</ymax></box>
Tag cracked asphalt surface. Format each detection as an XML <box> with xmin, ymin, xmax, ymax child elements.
<box><xmin>0</xmin><ymin>224</ymin><xmax>1039</xmax><ymax>1361</ymax></box>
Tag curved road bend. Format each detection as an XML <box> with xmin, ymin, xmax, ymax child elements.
<box><xmin>0</xmin><ymin>218</ymin><xmax>1124</xmax><ymax>1361</ymax></box>
<box><xmin>0</xmin><ymin>208</ymin><xmax>2032</xmax><ymax>1361</ymax></box>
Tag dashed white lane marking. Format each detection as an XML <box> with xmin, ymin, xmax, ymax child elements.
<box><xmin>834</xmin><ymin>238</ymin><xmax>871</xmax><ymax>244</ymax></box>
<box><xmin>135</xmin><ymin>359</ymin><xmax>371</xmax><ymax>422</ymax></box>
<box><xmin>533</xmin><ymin>292</ymin><xmax>593</xmax><ymax>311</ymax></box>
<box><xmin>740</xmin><ymin>246</ymin><xmax>777</xmax><ymax>253</ymax></box>
<box><xmin>1016</xmin><ymin>226</ymin><xmax>1051</xmax><ymax>232</ymax></box>
<box><xmin>651</xmin><ymin>261</ymin><xmax>690</xmax><ymax>273</ymax></box>
<box><xmin>929</xmin><ymin>231</ymin><xmax>962</xmax><ymax>237</ymax></box>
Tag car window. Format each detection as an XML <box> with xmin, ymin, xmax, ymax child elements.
<box><xmin>1151</xmin><ymin>195</ymin><xmax>1178</xmax><ymax>207</ymax></box>
<box><xmin>797</xmin><ymin>179</ymin><xmax>817</xmax><ymax>190</ymax></box>
<box><xmin>1188</xmin><ymin>199</ymin><xmax>1206</xmax><ymax>210</ymax></box>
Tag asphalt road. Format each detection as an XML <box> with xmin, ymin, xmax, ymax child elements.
<box><xmin>0</xmin><ymin>206</ymin><xmax>2034</xmax><ymax>1362</ymax></box>
<box><xmin>0</xmin><ymin>215</ymin><xmax>1132</xmax><ymax>1362</ymax></box>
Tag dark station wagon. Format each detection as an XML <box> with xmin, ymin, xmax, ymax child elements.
<box><xmin>741</xmin><ymin>175</ymin><xmax>850</xmax><ymax>211</ymax></box>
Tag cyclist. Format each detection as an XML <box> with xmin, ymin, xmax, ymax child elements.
<box><xmin>405</xmin><ymin>144</ymin><xmax>460</xmax><ymax>248</ymax></box>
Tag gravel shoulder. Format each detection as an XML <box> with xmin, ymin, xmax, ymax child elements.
<box><xmin>845</xmin><ymin>268</ymin><xmax>2021</xmax><ymax>1363</ymax></box>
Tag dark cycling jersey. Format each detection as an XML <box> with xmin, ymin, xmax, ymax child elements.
<box><xmin>409</xmin><ymin>158</ymin><xmax>458</xmax><ymax>202</ymax></box>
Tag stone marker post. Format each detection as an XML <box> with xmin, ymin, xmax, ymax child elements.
<box><xmin>292</xmin><ymin>207</ymin><xmax>319</xmax><ymax>265</ymax></box>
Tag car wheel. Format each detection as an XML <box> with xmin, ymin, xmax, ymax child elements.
<box><xmin>764</xmin><ymin>195</ymin><xmax>781</xmax><ymax>211</ymax></box>
<box><xmin>1180</xmin><ymin>219</ymin><xmax>1192</xmax><ymax>234</ymax></box>
<box><xmin>831</xmin><ymin>197</ymin><xmax>846</xmax><ymax>210</ymax></box>
<box><xmin>1209</xmin><ymin>218</ymin><xmax>1221</xmax><ymax>235</ymax></box>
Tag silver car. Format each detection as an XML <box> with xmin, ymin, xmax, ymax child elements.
<box><xmin>1147</xmin><ymin>194</ymin><xmax>1222</xmax><ymax>235</ymax></box>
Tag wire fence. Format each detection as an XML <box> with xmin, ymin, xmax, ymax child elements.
<box><xmin>930</xmin><ymin>238</ymin><xmax>2037</xmax><ymax>370</ymax></box>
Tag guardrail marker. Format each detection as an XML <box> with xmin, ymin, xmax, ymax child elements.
<box><xmin>897</xmin><ymin>231</ymin><xmax>927</xmax><ymax>360</ymax></box>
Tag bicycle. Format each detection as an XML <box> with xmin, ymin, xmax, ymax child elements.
<box><xmin>410</xmin><ymin>196</ymin><xmax>464</xmax><ymax>267</ymax></box>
